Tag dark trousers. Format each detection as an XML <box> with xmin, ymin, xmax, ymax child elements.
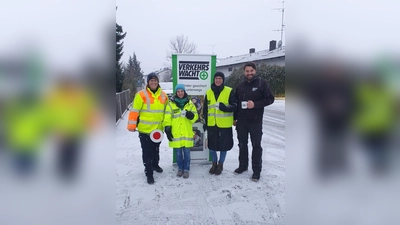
<box><xmin>13</xmin><ymin>151</ymin><xmax>36</xmax><ymax>176</ymax></box>
<box><xmin>316</xmin><ymin>129</ymin><xmax>348</xmax><ymax>178</ymax></box>
<box><xmin>139</xmin><ymin>133</ymin><xmax>160</xmax><ymax>177</ymax></box>
<box><xmin>362</xmin><ymin>133</ymin><xmax>390</xmax><ymax>174</ymax></box>
<box><xmin>58</xmin><ymin>138</ymin><xmax>80</xmax><ymax>179</ymax></box>
<box><xmin>236</xmin><ymin>120</ymin><xmax>263</xmax><ymax>173</ymax></box>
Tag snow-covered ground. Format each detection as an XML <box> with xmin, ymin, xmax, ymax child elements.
<box><xmin>116</xmin><ymin>100</ymin><xmax>285</xmax><ymax>225</ymax></box>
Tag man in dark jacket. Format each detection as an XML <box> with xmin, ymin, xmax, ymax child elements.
<box><xmin>203</xmin><ymin>72</ymin><xmax>237</xmax><ymax>175</ymax></box>
<box><xmin>234</xmin><ymin>62</ymin><xmax>274</xmax><ymax>181</ymax></box>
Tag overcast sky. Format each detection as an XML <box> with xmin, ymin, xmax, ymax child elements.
<box><xmin>116</xmin><ymin>0</ymin><xmax>285</xmax><ymax>74</ymax></box>
<box><xmin>2</xmin><ymin>0</ymin><xmax>398</xmax><ymax>75</ymax></box>
<box><xmin>1</xmin><ymin>0</ymin><xmax>112</xmax><ymax>72</ymax></box>
<box><xmin>288</xmin><ymin>0</ymin><xmax>399</xmax><ymax>62</ymax></box>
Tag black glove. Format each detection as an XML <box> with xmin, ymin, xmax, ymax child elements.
<box><xmin>203</xmin><ymin>124</ymin><xmax>207</xmax><ymax>132</ymax></box>
<box><xmin>185</xmin><ymin>111</ymin><xmax>195</xmax><ymax>120</ymax></box>
<box><xmin>164</xmin><ymin>126</ymin><xmax>173</xmax><ymax>141</ymax></box>
<box><xmin>219</xmin><ymin>103</ymin><xmax>233</xmax><ymax>112</ymax></box>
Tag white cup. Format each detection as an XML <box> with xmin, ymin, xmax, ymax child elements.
<box><xmin>215</xmin><ymin>102</ymin><xmax>219</xmax><ymax>110</ymax></box>
<box><xmin>241</xmin><ymin>101</ymin><xmax>248</xmax><ymax>109</ymax></box>
<box><xmin>181</xmin><ymin>110</ymin><xmax>186</xmax><ymax>117</ymax></box>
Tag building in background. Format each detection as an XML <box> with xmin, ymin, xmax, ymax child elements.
<box><xmin>143</xmin><ymin>67</ymin><xmax>172</xmax><ymax>84</ymax></box>
<box><xmin>216</xmin><ymin>40</ymin><xmax>285</xmax><ymax>78</ymax></box>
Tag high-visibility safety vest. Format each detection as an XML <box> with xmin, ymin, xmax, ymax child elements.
<box><xmin>353</xmin><ymin>83</ymin><xmax>395</xmax><ymax>134</ymax></box>
<box><xmin>206</xmin><ymin>86</ymin><xmax>233</xmax><ymax>128</ymax></box>
<box><xmin>5</xmin><ymin>100</ymin><xmax>46</xmax><ymax>152</ymax></box>
<box><xmin>47</xmin><ymin>87</ymin><xmax>96</xmax><ymax>137</ymax></box>
<box><xmin>163</xmin><ymin>100</ymin><xmax>198</xmax><ymax>148</ymax></box>
<box><xmin>127</xmin><ymin>87</ymin><xmax>168</xmax><ymax>134</ymax></box>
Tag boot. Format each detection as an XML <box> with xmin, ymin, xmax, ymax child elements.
<box><xmin>234</xmin><ymin>167</ymin><xmax>248</xmax><ymax>174</ymax></box>
<box><xmin>251</xmin><ymin>172</ymin><xmax>260</xmax><ymax>182</ymax></box>
<box><xmin>209</xmin><ymin>162</ymin><xmax>218</xmax><ymax>174</ymax></box>
<box><xmin>214</xmin><ymin>163</ymin><xmax>223</xmax><ymax>175</ymax></box>
<box><xmin>177</xmin><ymin>170</ymin><xmax>183</xmax><ymax>177</ymax></box>
<box><xmin>147</xmin><ymin>175</ymin><xmax>154</xmax><ymax>184</ymax></box>
<box><xmin>153</xmin><ymin>165</ymin><xmax>163</xmax><ymax>173</ymax></box>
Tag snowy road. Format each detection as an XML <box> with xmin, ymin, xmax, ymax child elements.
<box><xmin>116</xmin><ymin>100</ymin><xmax>285</xmax><ymax>225</ymax></box>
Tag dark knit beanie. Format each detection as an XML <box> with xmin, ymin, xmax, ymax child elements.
<box><xmin>147</xmin><ymin>72</ymin><xmax>159</xmax><ymax>82</ymax></box>
<box><xmin>214</xmin><ymin>71</ymin><xmax>225</xmax><ymax>83</ymax></box>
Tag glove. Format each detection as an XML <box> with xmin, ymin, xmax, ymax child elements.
<box><xmin>203</xmin><ymin>124</ymin><xmax>207</xmax><ymax>132</ymax></box>
<box><xmin>219</xmin><ymin>103</ymin><xmax>233</xmax><ymax>112</ymax></box>
<box><xmin>164</xmin><ymin>126</ymin><xmax>173</xmax><ymax>141</ymax></box>
<box><xmin>185</xmin><ymin>111</ymin><xmax>195</xmax><ymax>120</ymax></box>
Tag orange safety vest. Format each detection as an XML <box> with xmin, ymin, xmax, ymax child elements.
<box><xmin>127</xmin><ymin>87</ymin><xmax>168</xmax><ymax>133</ymax></box>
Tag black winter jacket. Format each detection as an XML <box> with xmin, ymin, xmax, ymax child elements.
<box><xmin>235</xmin><ymin>76</ymin><xmax>274</xmax><ymax>123</ymax></box>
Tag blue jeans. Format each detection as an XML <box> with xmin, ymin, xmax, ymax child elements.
<box><xmin>209</xmin><ymin>150</ymin><xmax>227</xmax><ymax>163</ymax></box>
<box><xmin>175</xmin><ymin>147</ymin><xmax>191</xmax><ymax>171</ymax></box>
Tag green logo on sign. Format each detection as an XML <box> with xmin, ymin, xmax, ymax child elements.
<box><xmin>199</xmin><ymin>71</ymin><xmax>208</xmax><ymax>80</ymax></box>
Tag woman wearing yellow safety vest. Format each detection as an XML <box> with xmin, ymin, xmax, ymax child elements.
<box><xmin>163</xmin><ymin>84</ymin><xmax>198</xmax><ymax>179</ymax></box>
<box><xmin>203</xmin><ymin>72</ymin><xmax>237</xmax><ymax>175</ymax></box>
<box><xmin>127</xmin><ymin>73</ymin><xmax>168</xmax><ymax>184</ymax></box>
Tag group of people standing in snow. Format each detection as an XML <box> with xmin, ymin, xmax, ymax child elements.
<box><xmin>127</xmin><ymin>62</ymin><xmax>275</xmax><ymax>184</ymax></box>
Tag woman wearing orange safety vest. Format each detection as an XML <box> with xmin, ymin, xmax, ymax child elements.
<box><xmin>127</xmin><ymin>73</ymin><xmax>168</xmax><ymax>184</ymax></box>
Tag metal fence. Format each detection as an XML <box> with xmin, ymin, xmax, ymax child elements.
<box><xmin>116</xmin><ymin>89</ymin><xmax>132</xmax><ymax>123</ymax></box>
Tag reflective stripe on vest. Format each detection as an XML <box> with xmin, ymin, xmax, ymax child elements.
<box><xmin>140</xmin><ymin>109</ymin><xmax>164</xmax><ymax>113</ymax></box>
<box><xmin>207</xmin><ymin>113</ymin><xmax>233</xmax><ymax>117</ymax></box>
<box><xmin>172</xmin><ymin>137</ymin><xmax>193</xmax><ymax>142</ymax></box>
<box><xmin>139</xmin><ymin>120</ymin><xmax>161</xmax><ymax>125</ymax></box>
<box><xmin>206</xmin><ymin>87</ymin><xmax>233</xmax><ymax>128</ymax></box>
<box><xmin>164</xmin><ymin>100</ymin><xmax>197</xmax><ymax>148</ymax></box>
<box><xmin>135</xmin><ymin>88</ymin><xmax>167</xmax><ymax>133</ymax></box>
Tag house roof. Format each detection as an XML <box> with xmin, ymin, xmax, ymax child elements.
<box><xmin>154</xmin><ymin>67</ymin><xmax>171</xmax><ymax>74</ymax></box>
<box><xmin>216</xmin><ymin>46</ymin><xmax>285</xmax><ymax>67</ymax></box>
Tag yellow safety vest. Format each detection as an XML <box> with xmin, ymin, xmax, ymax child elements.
<box><xmin>163</xmin><ymin>100</ymin><xmax>198</xmax><ymax>148</ymax></box>
<box><xmin>353</xmin><ymin>83</ymin><xmax>395</xmax><ymax>134</ymax></box>
<box><xmin>206</xmin><ymin>86</ymin><xmax>233</xmax><ymax>128</ymax></box>
<box><xmin>47</xmin><ymin>88</ymin><xmax>96</xmax><ymax>137</ymax></box>
<box><xmin>127</xmin><ymin>87</ymin><xmax>168</xmax><ymax>134</ymax></box>
<box><xmin>5</xmin><ymin>100</ymin><xmax>46</xmax><ymax>152</ymax></box>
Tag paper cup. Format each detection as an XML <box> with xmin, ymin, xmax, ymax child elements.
<box><xmin>241</xmin><ymin>101</ymin><xmax>248</xmax><ymax>109</ymax></box>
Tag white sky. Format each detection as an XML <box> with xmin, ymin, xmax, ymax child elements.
<box><xmin>289</xmin><ymin>0</ymin><xmax>400</xmax><ymax>61</ymax></box>
<box><xmin>2</xmin><ymin>1</ymin><xmax>398</xmax><ymax>75</ymax></box>
<box><xmin>116</xmin><ymin>0</ymin><xmax>285</xmax><ymax>74</ymax></box>
<box><xmin>1</xmin><ymin>0</ymin><xmax>113</xmax><ymax>72</ymax></box>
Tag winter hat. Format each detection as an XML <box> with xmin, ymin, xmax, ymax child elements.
<box><xmin>147</xmin><ymin>72</ymin><xmax>159</xmax><ymax>82</ymax></box>
<box><xmin>214</xmin><ymin>71</ymin><xmax>225</xmax><ymax>83</ymax></box>
<box><xmin>175</xmin><ymin>83</ymin><xmax>185</xmax><ymax>93</ymax></box>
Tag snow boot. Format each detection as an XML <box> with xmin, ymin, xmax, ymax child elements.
<box><xmin>147</xmin><ymin>175</ymin><xmax>155</xmax><ymax>184</ymax></box>
<box><xmin>214</xmin><ymin>163</ymin><xmax>223</xmax><ymax>175</ymax></box>
<box><xmin>209</xmin><ymin>162</ymin><xmax>218</xmax><ymax>174</ymax></box>
<box><xmin>177</xmin><ymin>170</ymin><xmax>183</xmax><ymax>177</ymax></box>
<box><xmin>251</xmin><ymin>172</ymin><xmax>260</xmax><ymax>182</ymax></box>
<box><xmin>234</xmin><ymin>167</ymin><xmax>248</xmax><ymax>174</ymax></box>
<box><xmin>183</xmin><ymin>171</ymin><xmax>189</xmax><ymax>179</ymax></box>
<box><xmin>153</xmin><ymin>165</ymin><xmax>163</xmax><ymax>173</ymax></box>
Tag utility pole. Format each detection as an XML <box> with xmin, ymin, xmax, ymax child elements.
<box><xmin>272</xmin><ymin>1</ymin><xmax>285</xmax><ymax>48</ymax></box>
<box><xmin>210</xmin><ymin>44</ymin><xmax>216</xmax><ymax>54</ymax></box>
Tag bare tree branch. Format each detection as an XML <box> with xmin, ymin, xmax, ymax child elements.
<box><xmin>166</xmin><ymin>34</ymin><xmax>197</xmax><ymax>60</ymax></box>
